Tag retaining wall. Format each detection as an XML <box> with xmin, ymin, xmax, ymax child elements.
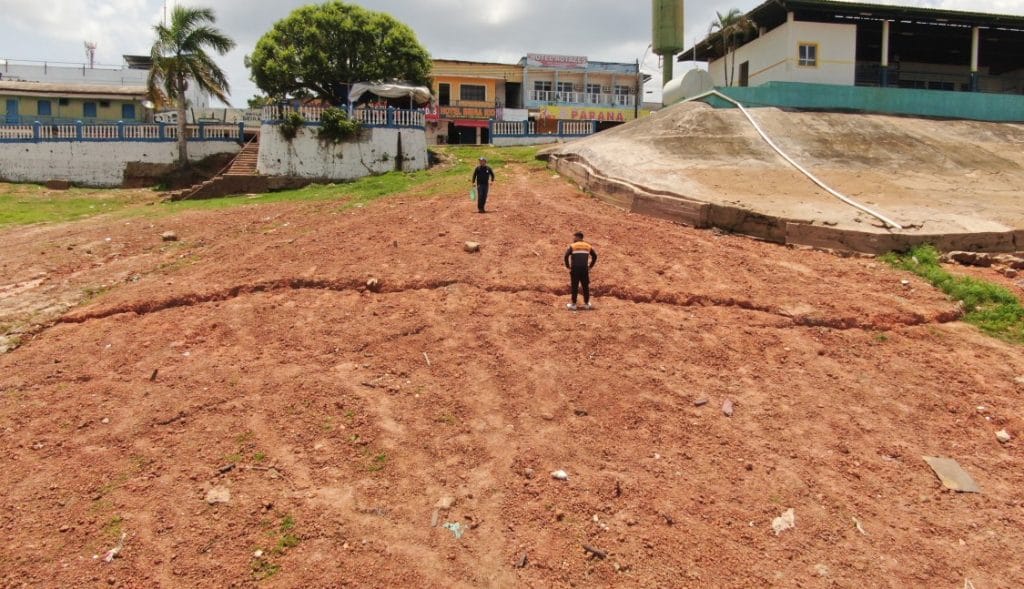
<box><xmin>0</xmin><ymin>141</ymin><xmax>241</xmax><ymax>187</ymax></box>
<box><xmin>257</xmin><ymin>125</ymin><xmax>427</xmax><ymax>180</ymax></box>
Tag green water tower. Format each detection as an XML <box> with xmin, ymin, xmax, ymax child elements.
<box><xmin>652</xmin><ymin>0</ymin><xmax>684</xmax><ymax>86</ymax></box>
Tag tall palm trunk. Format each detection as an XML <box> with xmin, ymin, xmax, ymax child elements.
<box><xmin>176</xmin><ymin>76</ymin><xmax>188</xmax><ymax>166</ymax></box>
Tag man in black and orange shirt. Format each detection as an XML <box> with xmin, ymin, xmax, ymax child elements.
<box><xmin>564</xmin><ymin>231</ymin><xmax>597</xmax><ymax>310</ymax></box>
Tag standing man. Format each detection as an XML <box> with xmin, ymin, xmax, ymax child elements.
<box><xmin>564</xmin><ymin>231</ymin><xmax>597</xmax><ymax>310</ymax></box>
<box><xmin>471</xmin><ymin>157</ymin><xmax>495</xmax><ymax>213</ymax></box>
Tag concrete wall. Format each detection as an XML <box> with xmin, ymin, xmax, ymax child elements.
<box><xmin>0</xmin><ymin>140</ymin><xmax>241</xmax><ymax>187</ymax></box>
<box><xmin>710</xmin><ymin>21</ymin><xmax>856</xmax><ymax>87</ymax></box>
<box><xmin>715</xmin><ymin>81</ymin><xmax>1024</xmax><ymax>122</ymax></box>
<box><xmin>258</xmin><ymin>125</ymin><xmax>428</xmax><ymax>180</ymax></box>
<box><xmin>492</xmin><ymin>136</ymin><xmax>564</xmax><ymax>147</ymax></box>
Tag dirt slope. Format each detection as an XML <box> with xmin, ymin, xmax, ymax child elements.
<box><xmin>1</xmin><ymin>165</ymin><xmax>1023</xmax><ymax>588</ymax></box>
<box><xmin>543</xmin><ymin>102</ymin><xmax>1024</xmax><ymax>238</ymax></box>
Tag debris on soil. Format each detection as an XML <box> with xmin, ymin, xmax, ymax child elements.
<box><xmin>693</xmin><ymin>398</ymin><xmax>709</xmax><ymax>407</ymax></box>
<box><xmin>463</xmin><ymin>241</ymin><xmax>480</xmax><ymax>253</ymax></box>
<box><xmin>772</xmin><ymin>508</ymin><xmax>796</xmax><ymax>535</ymax></box>
<box><xmin>582</xmin><ymin>544</ymin><xmax>607</xmax><ymax>559</ymax></box>
<box><xmin>515</xmin><ymin>552</ymin><xmax>528</xmax><ymax>568</ymax></box>
<box><xmin>996</xmin><ymin>430</ymin><xmax>1012</xmax><ymax>444</ymax></box>
<box><xmin>161</xmin><ymin>231</ymin><xmax>178</xmax><ymax>242</ymax></box>
<box><xmin>366</xmin><ymin>278</ymin><xmax>381</xmax><ymax>291</ymax></box>
<box><xmin>722</xmin><ymin>399</ymin><xmax>734</xmax><ymax>417</ymax></box>
<box><xmin>551</xmin><ymin>470</ymin><xmax>569</xmax><ymax>481</ymax></box>
<box><xmin>442</xmin><ymin>522</ymin><xmax>464</xmax><ymax>540</ymax></box>
<box><xmin>924</xmin><ymin>457</ymin><xmax>981</xmax><ymax>493</ymax></box>
<box><xmin>205</xmin><ymin>486</ymin><xmax>232</xmax><ymax>504</ymax></box>
<box><xmin>852</xmin><ymin>517</ymin><xmax>867</xmax><ymax>535</ymax></box>
<box><xmin>102</xmin><ymin>532</ymin><xmax>127</xmax><ymax>563</ymax></box>
<box><xmin>149</xmin><ymin>368</ymin><xmax>159</xmax><ymax>382</ymax></box>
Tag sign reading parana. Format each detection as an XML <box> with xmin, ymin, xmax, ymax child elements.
<box><xmin>526</xmin><ymin>53</ymin><xmax>588</xmax><ymax>69</ymax></box>
<box><xmin>539</xmin><ymin>105</ymin><xmax>647</xmax><ymax>122</ymax></box>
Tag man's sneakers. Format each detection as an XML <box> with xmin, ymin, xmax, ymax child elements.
<box><xmin>566</xmin><ymin>303</ymin><xmax>593</xmax><ymax>311</ymax></box>
<box><xmin>566</xmin><ymin>303</ymin><xmax>577</xmax><ymax>311</ymax></box>
<box><xmin>584</xmin><ymin>303</ymin><xmax>592</xmax><ymax>310</ymax></box>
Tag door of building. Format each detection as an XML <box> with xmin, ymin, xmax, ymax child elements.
<box><xmin>505</xmin><ymin>82</ymin><xmax>522</xmax><ymax>108</ymax></box>
<box><xmin>5</xmin><ymin>99</ymin><xmax>18</xmax><ymax>124</ymax></box>
<box><xmin>739</xmin><ymin>61</ymin><xmax>750</xmax><ymax>87</ymax></box>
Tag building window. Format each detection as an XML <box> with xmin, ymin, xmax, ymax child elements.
<box><xmin>438</xmin><ymin>83</ymin><xmax>451</xmax><ymax>106</ymax></box>
<box><xmin>59</xmin><ymin>98</ymin><xmax>69</xmax><ymax>106</ymax></box>
<box><xmin>798</xmin><ymin>43</ymin><xmax>818</xmax><ymax>67</ymax></box>
<box><xmin>99</xmin><ymin>100</ymin><xmax>111</xmax><ymax>108</ymax></box>
<box><xmin>534</xmin><ymin>81</ymin><xmax>552</xmax><ymax>92</ymax></box>
<box><xmin>38</xmin><ymin>100</ymin><xmax>52</xmax><ymax>116</ymax></box>
<box><xmin>460</xmin><ymin>84</ymin><xmax>486</xmax><ymax>101</ymax></box>
<box><xmin>83</xmin><ymin>102</ymin><xmax>97</xmax><ymax>118</ymax></box>
<box><xmin>121</xmin><ymin>104</ymin><xmax>136</xmax><ymax>120</ymax></box>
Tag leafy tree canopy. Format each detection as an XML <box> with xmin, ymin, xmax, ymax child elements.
<box><xmin>247</xmin><ymin>1</ymin><xmax>432</xmax><ymax>105</ymax></box>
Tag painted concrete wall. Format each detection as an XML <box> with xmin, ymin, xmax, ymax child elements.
<box><xmin>258</xmin><ymin>125</ymin><xmax>428</xmax><ymax>180</ymax></box>
<box><xmin>715</xmin><ymin>82</ymin><xmax>1024</xmax><ymax>122</ymax></box>
<box><xmin>0</xmin><ymin>140</ymin><xmax>240</xmax><ymax>187</ymax></box>
<box><xmin>710</xmin><ymin>21</ymin><xmax>856</xmax><ymax>87</ymax></box>
<box><xmin>1</xmin><ymin>95</ymin><xmax>141</xmax><ymax>122</ymax></box>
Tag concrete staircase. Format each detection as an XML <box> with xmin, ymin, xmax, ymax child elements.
<box><xmin>166</xmin><ymin>132</ymin><xmax>280</xmax><ymax>201</ymax></box>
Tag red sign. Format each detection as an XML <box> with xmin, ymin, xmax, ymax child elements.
<box><xmin>440</xmin><ymin>105</ymin><xmax>496</xmax><ymax>119</ymax></box>
<box><xmin>526</xmin><ymin>53</ymin><xmax>588</xmax><ymax>69</ymax></box>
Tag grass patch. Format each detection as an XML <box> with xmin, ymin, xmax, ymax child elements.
<box><xmin>881</xmin><ymin>244</ymin><xmax>1024</xmax><ymax>343</ymax></box>
<box><xmin>0</xmin><ymin>184</ymin><xmax>150</xmax><ymax>227</ymax></box>
<box><xmin>367</xmin><ymin>452</ymin><xmax>389</xmax><ymax>472</ymax></box>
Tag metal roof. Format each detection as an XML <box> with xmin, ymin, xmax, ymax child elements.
<box><xmin>0</xmin><ymin>80</ymin><xmax>147</xmax><ymax>99</ymax></box>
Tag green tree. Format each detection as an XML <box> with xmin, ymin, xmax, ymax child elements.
<box><xmin>247</xmin><ymin>1</ymin><xmax>432</xmax><ymax>105</ymax></box>
<box><xmin>148</xmin><ymin>5</ymin><xmax>236</xmax><ymax>166</ymax></box>
<box><xmin>709</xmin><ymin>9</ymin><xmax>753</xmax><ymax>87</ymax></box>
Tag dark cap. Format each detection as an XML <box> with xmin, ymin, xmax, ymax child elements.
<box><xmin>574</xmin><ymin>231</ymin><xmax>584</xmax><ymax>240</ymax></box>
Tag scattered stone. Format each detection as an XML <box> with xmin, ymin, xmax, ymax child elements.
<box><xmin>900</xmin><ymin>279</ymin><xmax>910</xmax><ymax>286</ymax></box>
<box><xmin>814</xmin><ymin>564</ymin><xmax>830</xmax><ymax>577</ymax></box>
<box><xmin>365</xmin><ymin>278</ymin><xmax>381</xmax><ymax>291</ymax></box>
<box><xmin>923</xmin><ymin>456</ymin><xmax>980</xmax><ymax>493</ymax></box>
<box><xmin>771</xmin><ymin>508</ymin><xmax>796</xmax><ymax>535</ymax></box>
<box><xmin>1001</xmin><ymin>268</ymin><xmax>1019</xmax><ymax>278</ymax></box>
<box><xmin>253</xmin><ymin>549</ymin><xmax>264</xmax><ymax>558</ymax></box>
<box><xmin>693</xmin><ymin>398</ymin><xmax>709</xmax><ymax>407</ymax></box>
<box><xmin>101</xmin><ymin>417</ymin><xmax>110</xmax><ymax>424</ymax></box>
<box><xmin>523</xmin><ymin>468</ymin><xmax>534</xmax><ymax>479</ymax></box>
<box><xmin>996</xmin><ymin>430</ymin><xmax>1012</xmax><ymax>444</ymax></box>
<box><xmin>217</xmin><ymin>463</ymin><xmax>236</xmax><ymax>475</ymax></box>
<box><xmin>722</xmin><ymin>399</ymin><xmax>734</xmax><ymax>417</ymax></box>
<box><xmin>204</xmin><ymin>486</ymin><xmax>231</xmax><ymax>505</ymax></box>
<box><xmin>582</xmin><ymin>544</ymin><xmax>607</xmax><ymax>559</ymax></box>
<box><xmin>59</xmin><ymin>525</ymin><xmax>71</xmax><ymax>533</ymax></box>
<box><xmin>463</xmin><ymin>241</ymin><xmax>480</xmax><ymax>253</ymax></box>
<box><xmin>435</xmin><ymin>496</ymin><xmax>456</xmax><ymax>510</ymax></box>
<box><xmin>573</xmin><ymin>408</ymin><xmax>588</xmax><ymax>416</ymax></box>
<box><xmin>161</xmin><ymin>231</ymin><xmax>178</xmax><ymax>242</ymax></box>
<box><xmin>515</xmin><ymin>552</ymin><xmax>528</xmax><ymax>568</ymax></box>
<box><xmin>265</xmin><ymin>468</ymin><xmax>281</xmax><ymax>479</ymax></box>
<box><xmin>1014</xmin><ymin>376</ymin><xmax>1024</xmax><ymax>386</ymax></box>
<box><xmin>551</xmin><ymin>470</ymin><xmax>569</xmax><ymax>481</ymax></box>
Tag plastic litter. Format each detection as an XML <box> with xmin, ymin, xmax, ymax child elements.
<box><xmin>469</xmin><ymin>187</ymin><xmax>477</xmax><ymax>201</ymax></box>
<box><xmin>772</xmin><ymin>508</ymin><xmax>796</xmax><ymax>535</ymax></box>
<box><xmin>443</xmin><ymin>522</ymin><xmax>464</xmax><ymax>539</ymax></box>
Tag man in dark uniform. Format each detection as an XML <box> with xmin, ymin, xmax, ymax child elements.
<box><xmin>564</xmin><ymin>231</ymin><xmax>597</xmax><ymax>310</ymax></box>
<box><xmin>471</xmin><ymin>156</ymin><xmax>495</xmax><ymax>213</ymax></box>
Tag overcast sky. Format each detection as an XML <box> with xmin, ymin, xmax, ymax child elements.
<box><xmin>2</xmin><ymin>0</ymin><xmax>1023</xmax><ymax>106</ymax></box>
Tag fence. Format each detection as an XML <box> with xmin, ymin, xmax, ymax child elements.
<box><xmin>491</xmin><ymin>119</ymin><xmax>598</xmax><ymax>138</ymax></box>
<box><xmin>0</xmin><ymin>121</ymin><xmax>246</xmax><ymax>143</ymax></box>
<box><xmin>260</xmin><ymin>105</ymin><xmax>426</xmax><ymax>129</ymax></box>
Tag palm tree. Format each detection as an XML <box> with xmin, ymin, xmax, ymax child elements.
<box><xmin>709</xmin><ymin>9</ymin><xmax>753</xmax><ymax>87</ymax></box>
<box><xmin>148</xmin><ymin>6</ymin><xmax>236</xmax><ymax>166</ymax></box>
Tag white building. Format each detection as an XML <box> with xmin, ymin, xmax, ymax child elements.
<box><xmin>682</xmin><ymin>0</ymin><xmax>1024</xmax><ymax>94</ymax></box>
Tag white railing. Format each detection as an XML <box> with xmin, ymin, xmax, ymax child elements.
<box><xmin>262</xmin><ymin>105</ymin><xmax>425</xmax><ymax>128</ymax></box>
<box><xmin>0</xmin><ymin>125</ymin><xmax>34</xmax><ymax>139</ymax></box>
<box><xmin>37</xmin><ymin>125</ymin><xmax>77</xmax><ymax>140</ymax></box>
<box><xmin>529</xmin><ymin>90</ymin><xmax>635</xmax><ymax>107</ymax></box>
<box><xmin>393</xmin><ymin>109</ymin><xmax>425</xmax><ymax>127</ymax></box>
<box><xmin>0</xmin><ymin>122</ymin><xmax>244</xmax><ymax>143</ymax></box>
<box><xmin>355</xmin><ymin>108</ymin><xmax>388</xmax><ymax>126</ymax></box>
<box><xmin>493</xmin><ymin>121</ymin><xmax>535</xmax><ymax>136</ymax></box>
<box><xmin>559</xmin><ymin>121</ymin><xmax>594</xmax><ymax>135</ymax></box>
<box><xmin>81</xmin><ymin>125</ymin><xmax>119</xmax><ymax>140</ymax></box>
<box><xmin>123</xmin><ymin>125</ymin><xmax>162</xmax><ymax>140</ymax></box>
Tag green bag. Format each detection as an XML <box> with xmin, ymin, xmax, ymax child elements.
<box><xmin>470</xmin><ymin>187</ymin><xmax>477</xmax><ymax>201</ymax></box>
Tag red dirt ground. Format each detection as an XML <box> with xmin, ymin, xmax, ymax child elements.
<box><xmin>1</xmin><ymin>164</ymin><xmax>1023</xmax><ymax>588</ymax></box>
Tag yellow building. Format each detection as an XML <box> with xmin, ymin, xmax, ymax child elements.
<box><xmin>1</xmin><ymin>81</ymin><xmax>147</xmax><ymax>124</ymax></box>
<box><xmin>431</xmin><ymin>59</ymin><xmax>524</xmax><ymax>144</ymax></box>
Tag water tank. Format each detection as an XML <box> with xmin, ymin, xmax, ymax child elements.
<box><xmin>652</xmin><ymin>0</ymin><xmax>684</xmax><ymax>56</ymax></box>
<box><xmin>662</xmin><ymin>69</ymin><xmax>714</xmax><ymax>106</ymax></box>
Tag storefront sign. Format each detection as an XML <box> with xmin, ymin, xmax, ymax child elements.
<box><xmin>539</xmin><ymin>105</ymin><xmax>638</xmax><ymax>122</ymax></box>
<box><xmin>439</xmin><ymin>105</ymin><xmax>496</xmax><ymax>119</ymax></box>
<box><xmin>526</xmin><ymin>53</ymin><xmax>588</xmax><ymax>69</ymax></box>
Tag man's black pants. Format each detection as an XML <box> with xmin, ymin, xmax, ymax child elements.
<box><xmin>476</xmin><ymin>183</ymin><xmax>489</xmax><ymax>212</ymax></box>
<box><xmin>570</xmin><ymin>268</ymin><xmax>590</xmax><ymax>304</ymax></box>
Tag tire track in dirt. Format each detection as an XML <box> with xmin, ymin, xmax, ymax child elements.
<box><xmin>57</xmin><ymin>277</ymin><xmax>964</xmax><ymax>333</ymax></box>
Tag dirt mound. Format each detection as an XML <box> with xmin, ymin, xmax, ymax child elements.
<box><xmin>543</xmin><ymin>102</ymin><xmax>1024</xmax><ymax>252</ymax></box>
<box><xmin>1</xmin><ymin>166</ymin><xmax>1023</xmax><ymax>587</ymax></box>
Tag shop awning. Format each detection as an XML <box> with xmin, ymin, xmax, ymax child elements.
<box><xmin>452</xmin><ymin>119</ymin><xmax>490</xmax><ymax>128</ymax></box>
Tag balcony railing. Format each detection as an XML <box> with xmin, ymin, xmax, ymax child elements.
<box><xmin>0</xmin><ymin>121</ymin><xmax>245</xmax><ymax>143</ymax></box>
<box><xmin>260</xmin><ymin>105</ymin><xmax>425</xmax><ymax>128</ymax></box>
<box><xmin>529</xmin><ymin>90</ymin><xmax>635</xmax><ymax>107</ymax></box>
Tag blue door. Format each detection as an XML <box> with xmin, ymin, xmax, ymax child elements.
<box><xmin>83</xmin><ymin>102</ymin><xmax>97</xmax><ymax>119</ymax></box>
<box><xmin>5</xmin><ymin>99</ymin><xmax>18</xmax><ymax>124</ymax></box>
<box><xmin>121</xmin><ymin>104</ymin><xmax>136</xmax><ymax>120</ymax></box>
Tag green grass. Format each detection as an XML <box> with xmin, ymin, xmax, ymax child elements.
<box><xmin>0</xmin><ymin>146</ymin><xmax>544</xmax><ymax>227</ymax></box>
<box><xmin>881</xmin><ymin>244</ymin><xmax>1024</xmax><ymax>343</ymax></box>
<box><xmin>0</xmin><ymin>185</ymin><xmax>145</xmax><ymax>227</ymax></box>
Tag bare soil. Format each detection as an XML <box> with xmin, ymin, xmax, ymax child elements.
<box><xmin>1</xmin><ymin>164</ymin><xmax>1023</xmax><ymax>588</ymax></box>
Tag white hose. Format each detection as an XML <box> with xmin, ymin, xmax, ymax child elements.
<box><xmin>685</xmin><ymin>90</ymin><xmax>903</xmax><ymax>230</ymax></box>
